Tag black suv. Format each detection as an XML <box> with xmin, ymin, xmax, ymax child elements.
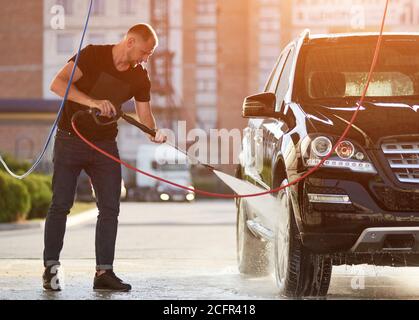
<box><xmin>235</xmin><ymin>31</ymin><xmax>419</xmax><ymax>297</ymax></box>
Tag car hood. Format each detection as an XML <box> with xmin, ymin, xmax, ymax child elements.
<box><xmin>301</xmin><ymin>101</ymin><xmax>419</xmax><ymax>146</ymax></box>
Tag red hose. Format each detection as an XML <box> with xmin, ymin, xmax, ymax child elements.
<box><xmin>72</xmin><ymin>0</ymin><xmax>389</xmax><ymax>199</ymax></box>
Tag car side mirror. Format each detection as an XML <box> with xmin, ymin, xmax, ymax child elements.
<box><xmin>242</xmin><ymin>92</ymin><xmax>282</xmax><ymax>118</ymax></box>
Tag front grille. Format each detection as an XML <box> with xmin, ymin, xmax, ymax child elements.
<box><xmin>381</xmin><ymin>141</ymin><xmax>419</xmax><ymax>184</ymax></box>
<box><xmin>373</xmin><ymin>186</ymin><xmax>419</xmax><ymax>212</ymax></box>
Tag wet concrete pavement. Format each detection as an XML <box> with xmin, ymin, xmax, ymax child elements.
<box><xmin>1</xmin><ymin>201</ymin><xmax>419</xmax><ymax>300</ymax></box>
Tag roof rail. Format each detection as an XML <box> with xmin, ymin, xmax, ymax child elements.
<box><xmin>300</xmin><ymin>28</ymin><xmax>311</xmax><ymax>42</ymax></box>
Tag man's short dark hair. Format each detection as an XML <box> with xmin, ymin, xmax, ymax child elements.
<box><xmin>128</xmin><ymin>24</ymin><xmax>158</xmax><ymax>45</ymax></box>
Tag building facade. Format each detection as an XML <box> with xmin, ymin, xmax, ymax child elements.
<box><xmin>1</xmin><ymin>0</ymin><xmax>419</xmax><ymax>172</ymax></box>
<box><xmin>0</xmin><ymin>0</ymin><xmax>44</xmax><ymax>99</ymax></box>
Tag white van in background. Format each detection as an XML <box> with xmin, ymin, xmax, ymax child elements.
<box><xmin>129</xmin><ymin>144</ymin><xmax>195</xmax><ymax>202</ymax></box>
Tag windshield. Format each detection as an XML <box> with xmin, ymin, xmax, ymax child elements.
<box><xmin>295</xmin><ymin>37</ymin><xmax>419</xmax><ymax>102</ymax></box>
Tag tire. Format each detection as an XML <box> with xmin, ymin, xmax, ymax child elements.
<box><xmin>236</xmin><ymin>198</ymin><xmax>271</xmax><ymax>276</ymax></box>
<box><xmin>274</xmin><ymin>179</ymin><xmax>332</xmax><ymax>298</ymax></box>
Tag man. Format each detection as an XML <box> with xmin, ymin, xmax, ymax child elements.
<box><xmin>43</xmin><ymin>24</ymin><xmax>166</xmax><ymax>292</ymax></box>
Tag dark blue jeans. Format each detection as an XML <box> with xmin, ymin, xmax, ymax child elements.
<box><xmin>43</xmin><ymin>130</ymin><xmax>122</xmax><ymax>271</ymax></box>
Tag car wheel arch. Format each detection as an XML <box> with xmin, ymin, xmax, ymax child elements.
<box><xmin>272</xmin><ymin>157</ymin><xmax>287</xmax><ymax>189</ymax></box>
<box><xmin>272</xmin><ymin>157</ymin><xmax>305</xmax><ymax>236</ymax></box>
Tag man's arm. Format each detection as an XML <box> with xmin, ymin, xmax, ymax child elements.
<box><xmin>135</xmin><ymin>100</ymin><xmax>166</xmax><ymax>143</ymax></box>
<box><xmin>50</xmin><ymin>62</ymin><xmax>116</xmax><ymax>117</ymax></box>
<box><xmin>134</xmin><ymin>101</ymin><xmax>157</xmax><ymax>129</ymax></box>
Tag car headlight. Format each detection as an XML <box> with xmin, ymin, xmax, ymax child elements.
<box><xmin>302</xmin><ymin>135</ymin><xmax>376</xmax><ymax>174</ymax></box>
<box><xmin>336</xmin><ymin>141</ymin><xmax>355</xmax><ymax>159</ymax></box>
<box><xmin>186</xmin><ymin>193</ymin><xmax>195</xmax><ymax>201</ymax></box>
<box><xmin>160</xmin><ymin>193</ymin><xmax>170</xmax><ymax>201</ymax></box>
<box><xmin>311</xmin><ymin>136</ymin><xmax>332</xmax><ymax>157</ymax></box>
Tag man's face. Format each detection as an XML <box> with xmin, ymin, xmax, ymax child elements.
<box><xmin>127</xmin><ymin>36</ymin><xmax>156</xmax><ymax>66</ymax></box>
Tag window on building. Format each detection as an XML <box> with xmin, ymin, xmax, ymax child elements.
<box><xmin>197</xmin><ymin>79</ymin><xmax>217</xmax><ymax>92</ymax></box>
<box><xmin>120</xmin><ymin>0</ymin><xmax>136</xmax><ymax>15</ymax></box>
<box><xmin>196</xmin><ymin>35</ymin><xmax>217</xmax><ymax>66</ymax></box>
<box><xmin>197</xmin><ymin>106</ymin><xmax>217</xmax><ymax>131</ymax></box>
<box><xmin>91</xmin><ymin>0</ymin><xmax>105</xmax><ymax>16</ymax></box>
<box><xmin>57</xmin><ymin>34</ymin><xmax>74</xmax><ymax>54</ymax></box>
<box><xmin>56</xmin><ymin>0</ymin><xmax>73</xmax><ymax>15</ymax></box>
<box><xmin>196</xmin><ymin>0</ymin><xmax>217</xmax><ymax>25</ymax></box>
<box><xmin>197</xmin><ymin>41</ymin><xmax>216</xmax><ymax>53</ymax></box>
<box><xmin>89</xmin><ymin>33</ymin><xmax>105</xmax><ymax>45</ymax></box>
<box><xmin>196</xmin><ymin>0</ymin><xmax>216</xmax><ymax>15</ymax></box>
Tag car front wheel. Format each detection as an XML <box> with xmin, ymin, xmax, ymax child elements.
<box><xmin>274</xmin><ymin>179</ymin><xmax>332</xmax><ymax>297</ymax></box>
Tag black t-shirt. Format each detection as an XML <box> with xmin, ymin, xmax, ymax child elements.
<box><xmin>58</xmin><ymin>44</ymin><xmax>151</xmax><ymax>141</ymax></box>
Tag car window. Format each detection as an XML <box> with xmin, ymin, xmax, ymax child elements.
<box><xmin>296</xmin><ymin>39</ymin><xmax>419</xmax><ymax>101</ymax></box>
<box><xmin>265</xmin><ymin>49</ymin><xmax>289</xmax><ymax>93</ymax></box>
<box><xmin>264</xmin><ymin>55</ymin><xmax>282</xmax><ymax>92</ymax></box>
<box><xmin>274</xmin><ymin>47</ymin><xmax>295</xmax><ymax>108</ymax></box>
<box><xmin>345</xmin><ymin>72</ymin><xmax>414</xmax><ymax>97</ymax></box>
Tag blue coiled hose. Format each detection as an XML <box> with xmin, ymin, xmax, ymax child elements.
<box><xmin>0</xmin><ymin>0</ymin><xmax>93</xmax><ymax>179</ymax></box>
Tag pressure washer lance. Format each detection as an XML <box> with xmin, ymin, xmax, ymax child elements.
<box><xmin>81</xmin><ymin>108</ymin><xmax>216</xmax><ymax>171</ymax></box>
